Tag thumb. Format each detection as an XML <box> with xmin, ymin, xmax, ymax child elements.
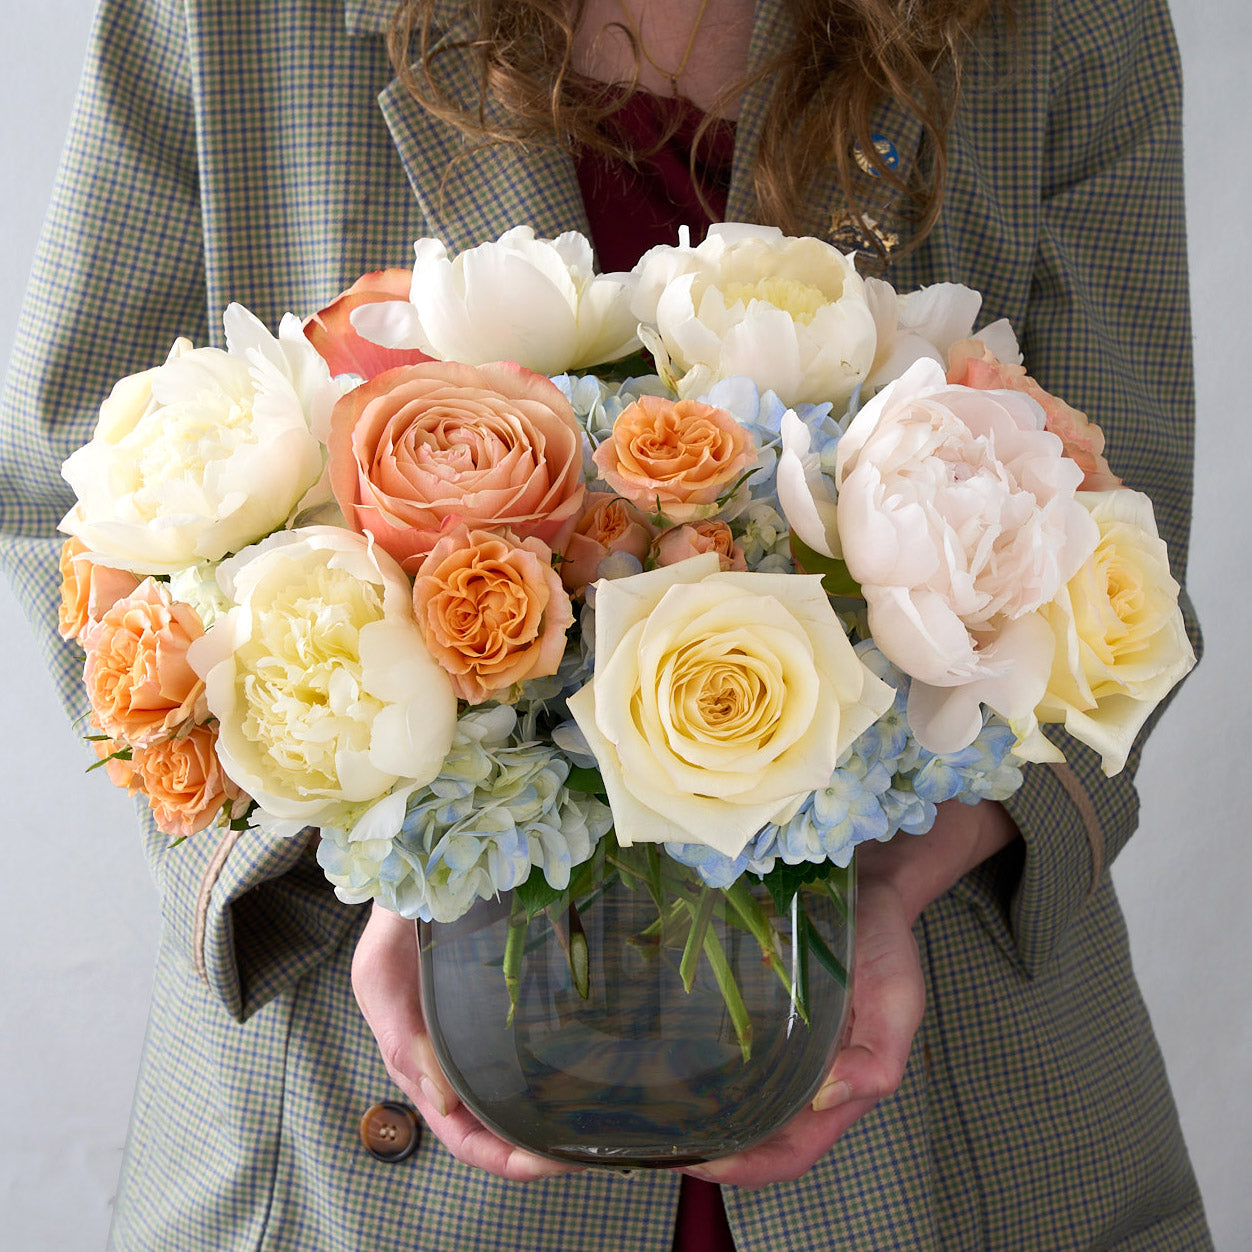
<box><xmin>351</xmin><ymin>904</ymin><xmax>459</xmax><ymax>1117</ymax></box>
<box><xmin>813</xmin><ymin>879</ymin><xmax>925</xmax><ymax>1111</ymax></box>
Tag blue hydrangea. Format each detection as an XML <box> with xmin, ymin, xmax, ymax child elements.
<box><xmin>317</xmin><ymin>706</ymin><xmax>612</xmax><ymax>922</ymax></box>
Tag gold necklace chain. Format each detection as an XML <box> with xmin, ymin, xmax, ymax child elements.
<box><xmin>615</xmin><ymin>0</ymin><xmax>711</xmax><ymax>93</ymax></box>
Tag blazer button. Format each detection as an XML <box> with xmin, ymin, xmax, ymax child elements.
<box><xmin>359</xmin><ymin>1100</ymin><xmax>421</xmax><ymax>1162</ymax></box>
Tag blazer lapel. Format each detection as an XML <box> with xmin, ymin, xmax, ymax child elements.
<box><xmin>727</xmin><ymin>0</ymin><xmax>924</xmax><ymax>252</ymax></box>
<box><xmin>347</xmin><ymin>0</ymin><xmax>920</xmax><ymax>253</ymax></box>
<box><xmin>348</xmin><ymin>0</ymin><xmax>589</xmax><ymax>250</ymax></box>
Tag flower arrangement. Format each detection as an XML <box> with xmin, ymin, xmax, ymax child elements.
<box><xmin>57</xmin><ymin>224</ymin><xmax>1195</xmax><ymax>1048</ymax></box>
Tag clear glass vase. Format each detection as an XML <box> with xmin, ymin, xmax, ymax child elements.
<box><xmin>418</xmin><ymin>851</ymin><xmax>854</xmax><ymax>1167</ymax></box>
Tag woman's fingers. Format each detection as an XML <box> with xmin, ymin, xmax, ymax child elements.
<box><xmin>683</xmin><ymin>872</ymin><xmax>926</xmax><ymax>1188</ymax></box>
<box><xmin>350</xmin><ymin>904</ymin><xmax>577</xmax><ymax>1181</ymax></box>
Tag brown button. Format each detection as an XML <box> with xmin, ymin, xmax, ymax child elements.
<box><xmin>359</xmin><ymin>1100</ymin><xmax>421</xmax><ymax>1162</ymax></box>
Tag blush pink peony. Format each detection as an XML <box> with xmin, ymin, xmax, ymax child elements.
<box><xmin>835</xmin><ymin>359</ymin><xmax>1100</xmax><ymax>753</ymax></box>
<box><xmin>947</xmin><ymin>338</ymin><xmax>1122</xmax><ymax>492</ymax></box>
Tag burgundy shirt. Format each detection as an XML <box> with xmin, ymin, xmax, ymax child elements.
<box><xmin>573</xmin><ymin>87</ymin><xmax>738</xmax><ymax>1252</ymax></box>
<box><xmin>573</xmin><ymin>87</ymin><xmax>735</xmax><ymax>272</ymax></box>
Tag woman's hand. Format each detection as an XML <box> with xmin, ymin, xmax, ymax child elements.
<box><xmin>351</xmin><ymin>903</ymin><xmax>580</xmax><ymax>1181</ymax></box>
<box><xmin>682</xmin><ymin>798</ymin><xmax>1019</xmax><ymax>1189</ymax></box>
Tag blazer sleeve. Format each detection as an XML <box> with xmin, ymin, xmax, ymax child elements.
<box><xmin>0</xmin><ymin>0</ymin><xmax>358</xmax><ymax>1023</ymax></box>
<box><xmin>955</xmin><ymin>0</ymin><xmax>1201</xmax><ymax>976</ymax></box>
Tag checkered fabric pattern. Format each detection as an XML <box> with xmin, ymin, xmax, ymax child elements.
<box><xmin>0</xmin><ymin>0</ymin><xmax>1211</xmax><ymax>1247</ymax></box>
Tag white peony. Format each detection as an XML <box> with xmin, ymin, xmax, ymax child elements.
<box><xmin>188</xmin><ymin>526</ymin><xmax>457</xmax><ymax>835</ymax></box>
<box><xmin>567</xmin><ymin>554</ymin><xmax>894</xmax><ymax>858</ymax></box>
<box><xmin>630</xmin><ymin>223</ymin><xmax>877</xmax><ymax>407</ymax></box>
<box><xmin>349</xmin><ymin>226</ymin><xmax>641</xmax><ymax>374</ymax></box>
<box><xmin>60</xmin><ymin>305</ymin><xmax>337</xmax><ymax>574</ymax></box>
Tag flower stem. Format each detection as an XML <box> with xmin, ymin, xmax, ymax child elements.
<box><xmin>503</xmin><ymin>893</ymin><xmax>528</xmax><ymax>1025</ymax></box>
<box><xmin>679</xmin><ymin>888</ymin><xmax>718</xmax><ymax>993</ymax></box>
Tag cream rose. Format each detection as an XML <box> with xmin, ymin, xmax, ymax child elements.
<box><xmin>567</xmin><ymin>554</ymin><xmax>894</xmax><ymax>857</ymax></box>
<box><xmin>189</xmin><ymin>526</ymin><xmax>457</xmax><ymax>833</ymax></box>
<box><xmin>350</xmin><ymin>227</ymin><xmax>641</xmax><ymax>374</ymax></box>
<box><xmin>834</xmin><ymin>359</ymin><xmax>1100</xmax><ymax>754</ymax></box>
<box><xmin>60</xmin><ymin>305</ymin><xmax>337</xmax><ymax>574</ymax></box>
<box><xmin>328</xmin><ymin>359</ymin><xmax>586</xmax><ymax>572</ymax></box>
<box><xmin>411</xmin><ymin>526</ymin><xmax>574</xmax><ymax>704</ymax></box>
<box><xmin>630</xmin><ymin>223</ymin><xmax>876</xmax><ymax>407</ymax></box>
<box><xmin>592</xmin><ymin>395</ymin><xmax>756</xmax><ymax>523</ymax></box>
<box><xmin>1030</xmin><ymin>489</ymin><xmax>1195</xmax><ymax>774</ymax></box>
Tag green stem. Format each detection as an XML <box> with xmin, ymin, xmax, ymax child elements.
<box><xmin>679</xmin><ymin>888</ymin><xmax>718</xmax><ymax>993</ymax></box>
<box><xmin>503</xmin><ymin>894</ymin><xmax>529</xmax><ymax>1026</ymax></box>
<box><xmin>701</xmin><ymin>924</ymin><xmax>753</xmax><ymax>1063</ymax></box>
<box><xmin>723</xmin><ymin>878</ymin><xmax>810</xmax><ymax>1025</ymax></box>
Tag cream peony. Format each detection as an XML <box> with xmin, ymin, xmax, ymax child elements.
<box><xmin>1030</xmin><ymin>489</ymin><xmax>1195</xmax><ymax>774</ymax></box>
<box><xmin>630</xmin><ymin>223</ymin><xmax>877</xmax><ymax>407</ymax></box>
<box><xmin>567</xmin><ymin>554</ymin><xmax>894</xmax><ymax>857</ymax></box>
<box><xmin>189</xmin><ymin>526</ymin><xmax>457</xmax><ymax>834</ymax></box>
<box><xmin>350</xmin><ymin>227</ymin><xmax>641</xmax><ymax>374</ymax></box>
<box><xmin>834</xmin><ymin>359</ymin><xmax>1100</xmax><ymax>754</ymax></box>
<box><xmin>60</xmin><ymin>306</ymin><xmax>337</xmax><ymax>574</ymax></box>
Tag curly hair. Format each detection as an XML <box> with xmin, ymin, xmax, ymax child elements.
<box><xmin>387</xmin><ymin>0</ymin><xmax>1003</xmax><ymax>260</ymax></box>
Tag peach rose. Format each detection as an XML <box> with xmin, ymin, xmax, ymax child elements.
<box><xmin>559</xmin><ymin>492</ymin><xmax>655</xmax><ymax>595</ymax></box>
<box><xmin>91</xmin><ymin>723</ymin><xmax>140</xmax><ymax>792</ymax></box>
<box><xmin>412</xmin><ymin>526</ymin><xmax>574</xmax><ymax>704</ymax></box>
<box><xmin>947</xmin><ymin>339</ymin><xmax>1121</xmax><ymax>491</ymax></box>
<box><xmin>58</xmin><ymin>537</ymin><xmax>141</xmax><ymax>641</ymax></box>
<box><xmin>328</xmin><ymin>360</ymin><xmax>586</xmax><ymax>572</ymax></box>
<box><xmin>131</xmin><ymin>723</ymin><xmax>244</xmax><ymax>839</ymax></box>
<box><xmin>82</xmin><ymin>578</ymin><xmax>207</xmax><ymax>748</ymax></box>
<box><xmin>652</xmin><ymin>521</ymin><xmax>747</xmax><ymax>572</ymax></box>
<box><xmin>593</xmin><ymin>395</ymin><xmax>755</xmax><ymax>524</ymax></box>
<box><xmin>303</xmin><ymin>268</ymin><xmax>433</xmax><ymax>379</ymax></box>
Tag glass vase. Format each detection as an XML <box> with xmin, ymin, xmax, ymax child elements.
<box><xmin>418</xmin><ymin>851</ymin><xmax>854</xmax><ymax>1167</ymax></box>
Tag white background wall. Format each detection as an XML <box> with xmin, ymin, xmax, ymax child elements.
<box><xmin>1</xmin><ymin>2</ymin><xmax>1248</xmax><ymax>1249</ymax></box>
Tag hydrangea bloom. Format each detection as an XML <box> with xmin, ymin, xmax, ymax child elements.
<box><xmin>318</xmin><ymin>706</ymin><xmax>612</xmax><ymax>921</ymax></box>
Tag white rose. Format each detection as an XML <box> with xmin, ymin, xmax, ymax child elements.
<box><xmin>1029</xmin><ymin>489</ymin><xmax>1195</xmax><ymax>774</ymax></box>
<box><xmin>567</xmin><ymin>553</ymin><xmax>894</xmax><ymax>857</ymax></box>
<box><xmin>60</xmin><ymin>305</ymin><xmax>337</xmax><ymax>574</ymax></box>
<box><xmin>630</xmin><ymin>223</ymin><xmax>877</xmax><ymax>407</ymax></box>
<box><xmin>189</xmin><ymin>526</ymin><xmax>457</xmax><ymax>833</ymax></box>
<box><xmin>349</xmin><ymin>226</ymin><xmax>640</xmax><ymax>374</ymax></box>
<box><xmin>834</xmin><ymin>359</ymin><xmax>1100</xmax><ymax>754</ymax></box>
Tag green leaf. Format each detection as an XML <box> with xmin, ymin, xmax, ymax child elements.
<box><xmin>86</xmin><ymin>746</ymin><xmax>131</xmax><ymax>772</ymax></box>
<box><xmin>591</xmin><ymin>348</ymin><xmax>656</xmax><ymax>383</ymax></box>
<box><xmin>761</xmin><ymin>859</ymin><xmax>850</xmax><ymax>917</ymax></box>
<box><xmin>514</xmin><ymin>872</ymin><xmax>568</xmax><ymax>921</ymax></box>
<box><xmin>565</xmin><ymin>765</ymin><xmax>607</xmax><ymax>797</ymax></box>
<box><xmin>788</xmin><ymin>532</ymin><xmax>863</xmax><ymax>600</ymax></box>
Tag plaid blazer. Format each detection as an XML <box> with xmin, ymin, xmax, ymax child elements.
<box><xmin>0</xmin><ymin>0</ymin><xmax>1211</xmax><ymax>1247</ymax></box>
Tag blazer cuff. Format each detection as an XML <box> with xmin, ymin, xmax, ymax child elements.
<box><xmin>950</xmin><ymin>742</ymin><xmax>1137</xmax><ymax>979</ymax></box>
<box><xmin>152</xmin><ymin>819</ymin><xmax>358</xmax><ymax>1022</ymax></box>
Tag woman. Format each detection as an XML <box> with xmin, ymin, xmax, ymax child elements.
<box><xmin>0</xmin><ymin>0</ymin><xmax>1209</xmax><ymax>1247</ymax></box>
